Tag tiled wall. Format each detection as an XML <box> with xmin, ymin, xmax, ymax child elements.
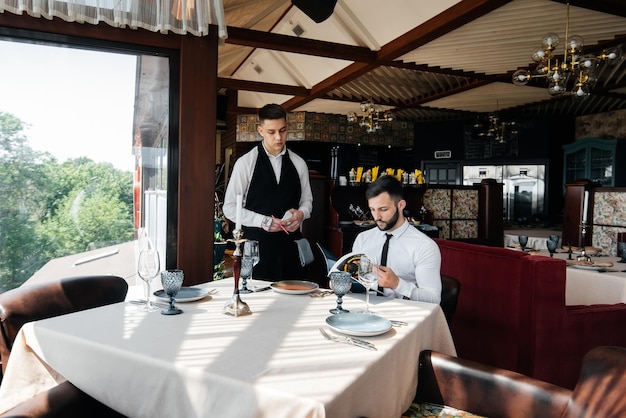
<box><xmin>423</xmin><ymin>187</ymin><xmax>479</xmax><ymax>240</ymax></box>
<box><xmin>592</xmin><ymin>190</ymin><xmax>626</xmax><ymax>256</ymax></box>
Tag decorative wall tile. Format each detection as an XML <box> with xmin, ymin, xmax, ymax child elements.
<box><xmin>424</xmin><ymin>189</ymin><xmax>451</xmax><ymax>219</ymax></box>
<box><xmin>236</xmin><ymin>111</ymin><xmax>414</xmax><ymax>146</ymax></box>
<box><xmin>451</xmin><ymin>220</ymin><xmax>478</xmax><ymax>239</ymax></box>
<box><xmin>452</xmin><ymin>190</ymin><xmax>479</xmax><ymax>219</ymax></box>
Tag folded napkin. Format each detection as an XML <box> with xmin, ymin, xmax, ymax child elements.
<box><xmin>295</xmin><ymin>238</ymin><xmax>314</xmax><ymax>267</ymax></box>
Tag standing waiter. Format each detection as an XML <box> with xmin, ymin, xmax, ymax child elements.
<box><xmin>223</xmin><ymin>104</ymin><xmax>313</xmax><ymax>281</ymax></box>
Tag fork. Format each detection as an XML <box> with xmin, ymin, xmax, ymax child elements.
<box><xmin>319</xmin><ymin>328</ymin><xmax>377</xmax><ymax>351</ymax></box>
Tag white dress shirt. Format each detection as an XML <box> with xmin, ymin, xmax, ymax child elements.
<box><xmin>223</xmin><ymin>143</ymin><xmax>313</xmax><ymax>228</ymax></box>
<box><xmin>352</xmin><ymin>220</ymin><xmax>442</xmax><ymax>303</ymax></box>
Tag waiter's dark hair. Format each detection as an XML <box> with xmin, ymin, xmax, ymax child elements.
<box><xmin>366</xmin><ymin>175</ymin><xmax>404</xmax><ymax>202</ymax></box>
<box><xmin>258</xmin><ymin>104</ymin><xmax>287</xmax><ymax>123</ymax></box>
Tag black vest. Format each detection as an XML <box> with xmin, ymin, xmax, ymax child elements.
<box><xmin>243</xmin><ymin>143</ymin><xmax>303</xmax><ymax>281</ymax></box>
<box><xmin>245</xmin><ymin>143</ymin><xmax>301</xmax><ymax>218</ymax></box>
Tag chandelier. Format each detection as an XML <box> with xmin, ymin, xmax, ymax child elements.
<box><xmin>474</xmin><ymin>113</ymin><xmax>518</xmax><ymax>144</ymax></box>
<box><xmin>512</xmin><ymin>2</ymin><xmax>622</xmax><ymax>98</ymax></box>
<box><xmin>347</xmin><ymin>100</ymin><xmax>393</xmax><ymax>134</ymax></box>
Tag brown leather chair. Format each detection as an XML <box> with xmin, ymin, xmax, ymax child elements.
<box><xmin>440</xmin><ymin>274</ymin><xmax>459</xmax><ymax>324</ymax></box>
<box><xmin>0</xmin><ymin>275</ymin><xmax>129</xmax><ymax>417</ymax></box>
<box><xmin>406</xmin><ymin>346</ymin><xmax>626</xmax><ymax>418</ymax></box>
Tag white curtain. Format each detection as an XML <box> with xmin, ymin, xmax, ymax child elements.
<box><xmin>0</xmin><ymin>0</ymin><xmax>227</xmax><ymax>39</ymax></box>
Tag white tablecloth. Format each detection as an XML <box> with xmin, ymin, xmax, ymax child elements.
<box><xmin>504</xmin><ymin>230</ymin><xmax>560</xmax><ymax>250</ymax></box>
<box><xmin>513</xmin><ymin>249</ymin><xmax>626</xmax><ymax>306</ymax></box>
<box><xmin>0</xmin><ymin>278</ymin><xmax>456</xmax><ymax>418</ymax></box>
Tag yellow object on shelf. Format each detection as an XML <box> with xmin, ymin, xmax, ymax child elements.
<box><xmin>356</xmin><ymin>167</ymin><xmax>363</xmax><ymax>182</ymax></box>
<box><xmin>415</xmin><ymin>169</ymin><xmax>424</xmax><ymax>184</ymax></box>
<box><xmin>396</xmin><ymin>169</ymin><xmax>404</xmax><ymax>181</ymax></box>
<box><xmin>386</xmin><ymin>168</ymin><xmax>395</xmax><ymax>176</ymax></box>
<box><xmin>372</xmin><ymin>166</ymin><xmax>379</xmax><ymax>182</ymax></box>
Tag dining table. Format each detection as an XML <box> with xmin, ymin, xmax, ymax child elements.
<box><xmin>0</xmin><ymin>277</ymin><xmax>456</xmax><ymax>418</ymax></box>
<box><xmin>521</xmin><ymin>248</ymin><xmax>626</xmax><ymax>305</ymax></box>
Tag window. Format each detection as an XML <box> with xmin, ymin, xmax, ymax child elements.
<box><xmin>0</xmin><ymin>34</ymin><xmax>174</xmax><ymax>292</ymax></box>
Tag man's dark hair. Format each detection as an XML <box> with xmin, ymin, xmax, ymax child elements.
<box><xmin>365</xmin><ymin>175</ymin><xmax>404</xmax><ymax>202</ymax></box>
<box><xmin>258</xmin><ymin>104</ymin><xmax>287</xmax><ymax>123</ymax></box>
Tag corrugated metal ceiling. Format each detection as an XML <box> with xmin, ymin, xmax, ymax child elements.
<box><xmin>218</xmin><ymin>0</ymin><xmax>626</xmax><ymax>121</ymax></box>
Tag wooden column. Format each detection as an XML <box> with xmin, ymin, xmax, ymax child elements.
<box><xmin>176</xmin><ymin>30</ymin><xmax>218</xmax><ymax>285</ymax></box>
<box><xmin>563</xmin><ymin>180</ymin><xmax>594</xmax><ymax>248</ymax></box>
<box><xmin>478</xmin><ymin>179</ymin><xmax>504</xmax><ymax>247</ymax></box>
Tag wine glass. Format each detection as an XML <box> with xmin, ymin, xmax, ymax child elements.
<box><xmin>357</xmin><ymin>255</ymin><xmax>378</xmax><ymax>314</ymax></box>
<box><xmin>546</xmin><ymin>239</ymin><xmax>558</xmax><ymax>257</ymax></box>
<box><xmin>137</xmin><ymin>249</ymin><xmax>160</xmax><ymax>312</ymax></box>
<box><xmin>518</xmin><ymin>235</ymin><xmax>529</xmax><ymax>251</ymax></box>
<box><xmin>243</xmin><ymin>240</ymin><xmax>260</xmax><ymax>289</ymax></box>
<box><xmin>329</xmin><ymin>271</ymin><xmax>351</xmax><ymax>314</ymax></box>
<box><xmin>239</xmin><ymin>255</ymin><xmax>253</xmax><ymax>293</ymax></box>
<box><xmin>160</xmin><ymin>269</ymin><xmax>184</xmax><ymax>315</ymax></box>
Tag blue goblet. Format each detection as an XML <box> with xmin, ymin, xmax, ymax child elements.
<box><xmin>329</xmin><ymin>271</ymin><xmax>352</xmax><ymax>314</ymax></box>
<box><xmin>160</xmin><ymin>269</ymin><xmax>184</xmax><ymax>315</ymax></box>
<box><xmin>518</xmin><ymin>235</ymin><xmax>529</xmax><ymax>251</ymax></box>
<box><xmin>546</xmin><ymin>240</ymin><xmax>558</xmax><ymax>257</ymax></box>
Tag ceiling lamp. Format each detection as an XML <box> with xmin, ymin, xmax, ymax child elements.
<box><xmin>347</xmin><ymin>100</ymin><xmax>394</xmax><ymax>134</ymax></box>
<box><xmin>512</xmin><ymin>2</ymin><xmax>622</xmax><ymax>98</ymax></box>
<box><xmin>473</xmin><ymin>111</ymin><xmax>518</xmax><ymax>144</ymax></box>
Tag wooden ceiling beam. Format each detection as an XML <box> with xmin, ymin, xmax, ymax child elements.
<box><xmin>281</xmin><ymin>0</ymin><xmax>514</xmax><ymax>111</ymax></box>
<box><xmin>217</xmin><ymin>77</ymin><xmax>309</xmax><ymax>96</ymax></box>
<box><xmin>225</xmin><ymin>26</ymin><xmax>377</xmax><ymax>63</ymax></box>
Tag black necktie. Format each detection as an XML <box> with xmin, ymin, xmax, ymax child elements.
<box><xmin>378</xmin><ymin>233</ymin><xmax>392</xmax><ymax>293</ymax></box>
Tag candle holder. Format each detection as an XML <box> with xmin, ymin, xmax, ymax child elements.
<box><xmin>223</xmin><ymin>228</ymin><xmax>252</xmax><ymax>317</ymax></box>
<box><xmin>577</xmin><ymin>221</ymin><xmax>591</xmax><ymax>262</ymax></box>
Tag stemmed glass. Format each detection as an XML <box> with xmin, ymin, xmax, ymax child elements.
<box><xmin>160</xmin><ymin>269</ymin><xmax>184</xmax><ymax>315</ymax></box>
<box><xmin>518</xmin><ymin>235</ymin><xmax>529</xmax><ymax>251</ymax></box>
<box><xmin>243</xmin><ymin>240</ymin><xmax>260</xmax><ymax>290</ymax></box>
<box><xmin>329</xmin><ymin>271</ymin><xmax>351</xmax><ymax>314</ymax></box>
<box><xmin>240</xmin><ymin>256</ymin><xmax>253</xmax><ymax>293</ymax></box>
<box><xmin>137</xmin><ymin>249</ymin><xmax>160</xmax><ymax>312</ymax></box>
<box><xmin>546</xmin><ymin>239</ymin><xmax>558</xmax><ymax>257</ymax></box>
<box><xmin>357</xmin><ymin>255</ymin><xmax>378</xmax><ymax>314</ymax></box>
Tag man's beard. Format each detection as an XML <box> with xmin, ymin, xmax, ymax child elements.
<box><xmin>377</xmin><ymin>205</ymin><xmax>399</xmax><ymax>231</ymax></box>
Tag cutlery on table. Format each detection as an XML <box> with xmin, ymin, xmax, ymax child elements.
<box><xmin>390</xmin><ymin>320</ymin><xmax>408</xmax><ymax>327</ymax></box>
<box><xmin>319</xmin><ymin>328</ymin><xmax>377</xmax><ymax>351</ymax></box>
<box><xmin>129</xmin><ymin>299</ymin><xmax>168</xmax><ymax>308</ymax></box>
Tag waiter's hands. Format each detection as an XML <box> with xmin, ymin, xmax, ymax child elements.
<box><xmin>376</xmin><ymin>265</ymin><xmax>400</xmax><ymax>290</ymax></box>
<box><xmin>261</xmin><ymin>209</ymin><xmax>304</xmax><ymax>233</ymax></box>
<box><xmin>281</xmin><ymin>209</ymin><xmax>304</xmax><ymax>233</ymax></box>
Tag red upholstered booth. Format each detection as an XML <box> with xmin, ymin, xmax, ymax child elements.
<box><xmin>435</xmin><ymin>238</ymin><xmax>626</xmax><ymax>389</ymax></box>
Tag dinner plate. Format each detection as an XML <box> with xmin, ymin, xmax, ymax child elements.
<box><xmin>569</xmin><ymin>264</ymin><xmax>606</xmax><ymax>271</ymax></box>
<box><xmin>270</xmin><ymin>280</ymin><xmax>319</xmax><ymax>295</ymax></box>
<box><xmin>325</xmin><ymin>313</ymin><xmax>392</xmax><ymax>337</ymax></box>
<box><xmin>154</xmin><ymin>287</ymin><xmax>211</xmax><ymax>302</ymax></box>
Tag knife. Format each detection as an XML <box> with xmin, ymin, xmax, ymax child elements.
<box><xmin>345</xmin><ymin>336</ymin><xmax>377</xmax><ymax>351</ymax></box>
<box><xmin>319</xmin><ymin>328</ymin><xmax>377</xmax><ymax>351</ymax></box>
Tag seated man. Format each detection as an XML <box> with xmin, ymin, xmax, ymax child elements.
<box><xmin>352</xmin><ymin>175</ymin><xmax>441</xmax><ymax>303</ymax></box>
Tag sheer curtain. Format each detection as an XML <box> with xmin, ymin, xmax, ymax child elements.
<box><xmin>0</xmin><ymin>0</ymin><xmax>227</xmax><ymax>39</ymax></box>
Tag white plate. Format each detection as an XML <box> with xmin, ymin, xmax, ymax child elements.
<box><xmin>154</xmin><ymin>287</ymin><xmax>211</xmax><ymax>302</ymax></box>
<box><xmin>271</xmin><ymin>280</ymin><xmax>319</xmax><ymax>295</ymax></box>
<box><xmin>569</xmin><ymin>264</ymin><xmax>605</xmax><ymax>271</ymax></box>
<box><xmin>326</xmin><ymin>313</ymin><xmax>392</xmax><ymax>337</ymax></box>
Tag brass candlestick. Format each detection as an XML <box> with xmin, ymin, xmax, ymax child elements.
<box><xmin>577</xmin><ymin>221</ymin><xmax>591</xmax><ymax>262</ymax></box>
<box><xmin>223</xmin><ymin>228</ymin><xmax>252</xmax><ymax>316</ymax></box>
